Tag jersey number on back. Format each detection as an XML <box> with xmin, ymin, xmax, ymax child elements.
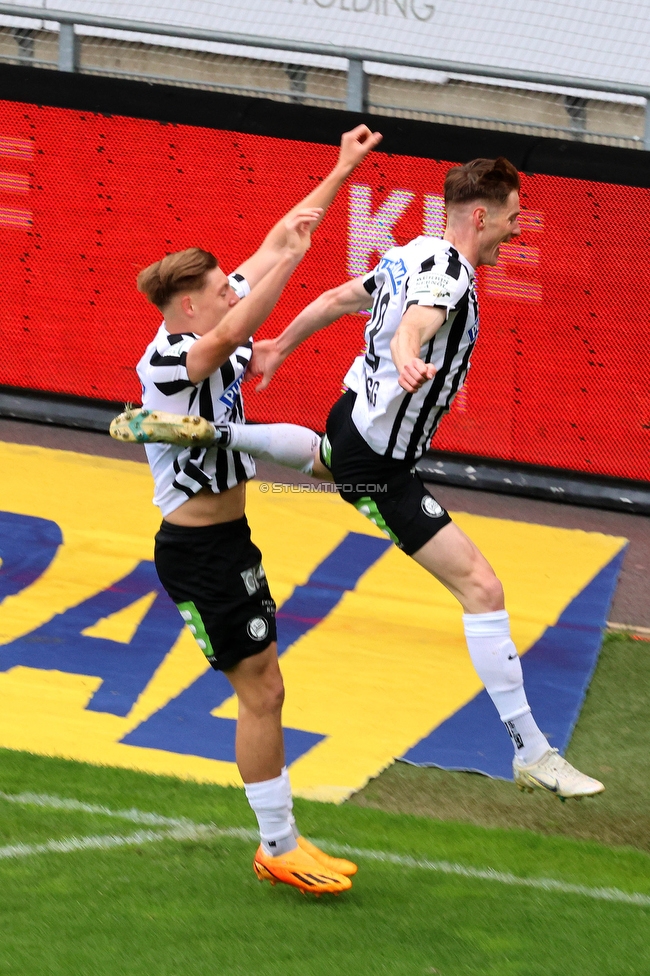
<box><xmin>365</xmin><ymin>291</ymin><xmax>390</xmax><ymax>373</ymax></box>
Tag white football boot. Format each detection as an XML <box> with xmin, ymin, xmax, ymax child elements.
<box><xmin>513</xmin><ymin>748</ymin><xmax>605</xmax><ymax>801</ymax></box>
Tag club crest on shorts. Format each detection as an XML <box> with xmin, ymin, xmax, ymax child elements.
<box><xmin>247</xmin><ymin>616</ymin><xmax>269</xmax><ymax>641</ymax></box>
<box><xmin>421</xmin><ymin>495</ymin><xmax>444</xmax><ymax>518</ymax></box>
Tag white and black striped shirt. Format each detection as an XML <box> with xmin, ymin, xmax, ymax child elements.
<box><xmin>344</xmin><ymin>236</ymin><xmax>478</xmax><ymax>463</ymax></box>
<box><xmin>137</xmin><ymin>273</ymin><xmax>256</xmax><ymax>516</ymax></box>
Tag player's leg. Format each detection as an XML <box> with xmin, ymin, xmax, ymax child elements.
<box><xmin>110</xmin><ymin>407</ymin><xmax>333</xmax><ymax>479</ymax></box>
<box><xmin>227</xmin><ymin>648</ymin><xmax>356</xmax><ymax>883</ymax></box>
<box><xmin>225</xmin><ymin>643</ymin><xmax>286</xmax><ymax>783</ymax></box>
<box><xmin>411</xmin><ymin>521</ymin><xmax>551</xmax><ymax>758</ymax></box>
<box><xmin>411</xmin><ymin>516</ymin><xmax>603</xmax><ymax>799</ymax></box>
<box><xmin>228</xmin><ymin>649</ymin><xmax>354</xmax><ymax>890</ymax></box>
<box><xmin>322</xmin><ymin>394</ymin><xmax>605</xmax><ymax>803</ymax></box>
<box><xmin>220</xmin><ymin>422</ymin><xmax>333</xmax><ymax>479</ymax></box>
<box><xmin>279</xmin><ymin>764</ymin><xmax>357</xmax><ymax>876</ymax></box>
<box><xmin>153</xmin><ymin>517</ymin><xmax>352</xmax><ymax>893</ymax></box>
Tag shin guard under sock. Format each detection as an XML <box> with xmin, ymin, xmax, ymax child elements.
<box><xmin>463</xmin><ymin>610</ymin><xmax>549</xmax><ymax>765</ymax></box>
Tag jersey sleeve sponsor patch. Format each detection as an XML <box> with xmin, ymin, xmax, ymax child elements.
<box><xmin>406</xmin><ymin>269</ymin><xmax>467</xmax><ymax>313</ymax></box>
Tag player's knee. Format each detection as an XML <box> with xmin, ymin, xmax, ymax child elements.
<box><xmin>469</xmin><ymin>569</ymin><xmax>504</xmax><ymax>613</ymax></box>
<box><xmin>264</xmin><ymin>674</ymin><xmax>285</xmax><ymax>715</ymax></box>
<box><xmin>239</xmin><ymin>674</ymin><xmax>284</xmax><ymax>719</ymax></box>
<box><xmin>229</xmin><ymin>646</ymin><xmax>285</xmax><ymax>715</ymax></box>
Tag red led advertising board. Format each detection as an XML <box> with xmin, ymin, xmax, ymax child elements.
<box><xmin>1</xmin><ymin>99</ymin><xmax>649</xmax><ymax>480</ymax></box>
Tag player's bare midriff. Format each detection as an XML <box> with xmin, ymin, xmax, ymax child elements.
<box><xmin>163</xmin><ymin>481</ymin><xmax>246</xmax><ymax>526</ymax></box>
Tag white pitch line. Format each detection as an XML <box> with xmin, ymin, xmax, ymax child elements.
<box><xmin>0</xmin><ymin>823</ymin><xmax>255</xmax><ymax>861</ymax></box>
<box><xmin>320</xmin><ymin>842</ymin><xmax>650</xmax><ymax>908</ymax></box>
<box><xmin>0</xmin><ymin>790</ymin><xmax>196</xmax><ymax>828</ymax></box>
<box><xmin>1</xmin><ymin>791</ymin><xmax>648</xmax><ymax>908</ymax></box>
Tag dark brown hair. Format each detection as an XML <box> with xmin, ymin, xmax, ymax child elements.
<box><xmin>444</xmin><ymin>157</ymin><xmax>520</xmax><ymax>208</ymax></box>
<box><xmin>136</xmin><ymin>247</ymin><xmax>218</xmax><ymax>310</ymax></box>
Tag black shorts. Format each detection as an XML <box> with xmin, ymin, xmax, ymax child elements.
<box><xmin>154</xmin><ymin>516</ymin><xmax>277</xmax><ymax>672</ymax></box>
<box><xmin>325</xmin><ymin>390</ymin><xmax>452</xmax><ymax>556</ymax></box>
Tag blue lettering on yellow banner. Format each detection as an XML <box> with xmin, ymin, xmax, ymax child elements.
<box><xmin>0</xmin><ymin>512</ymin><xmax>62</xmax><ymax>604</ymax></box>
<box><xmin>0</xmin><ymin>516</ymin><xmax>391</xmax><ymax>767</ymax></box>
<box><xmin>0</xmin><ymin>443</ymin><xmax>629</xmax><ymax>801</ymax></box>
<box><xmin>121</xmin><ymin>532</ymin><xmax>391</xmax><ymax>763</ymax></box>
<box><xmin>0</xmin><ymin>560</ymin><xmax>184</xmax><ymax>718</ymax></box>
<box><xmin>401</xmin><ymin>549</ymin><xmax>627</xmax><ymax>778</ymax></box>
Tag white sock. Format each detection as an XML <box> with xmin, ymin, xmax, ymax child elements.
<box><xmin>224</xmin><ymin>423</ymin><xmax>320</xmax><ymax>475</ymax></box>
<box><xmin>463</xmin><ymin>610</ymin><xmax>549</xmax><ymax>765</ymax></box>
<box><xmin>244</xmin><ymin>774</ymin><xmax>298</xmax><ymax>856</ymax></box>
<box><xmin>281</xmin><ymin>765</ymin><xmax>300</xmax><ymax>840</ymax></box>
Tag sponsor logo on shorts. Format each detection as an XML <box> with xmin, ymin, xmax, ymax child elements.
<box><xmin>247</xmin><ymin>616</ymin><xmax>269</xmax><ymax>641</ymax></box>
<box><xmin>241</xmin><ymin>562</ymin><xmax>267</xmax><ymax>596</ymax></box>
<box><xmin>421</xmin><ymin>495</ymin><xmax>445</xmax><ymax>518</ymax></box>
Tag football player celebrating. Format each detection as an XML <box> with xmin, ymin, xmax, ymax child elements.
<box><xmin>128</xmin><ymin>125</ymin><xmax>382</xmax><ymax>897</ymax></box>
<box><xmin>115</xmin><ymin>156</ymin><xmax>604</xmax><ymax>802</ymax></box>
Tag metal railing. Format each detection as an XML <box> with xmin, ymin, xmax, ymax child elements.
<box><xmin>1</xmin><ymin>2</ymin><xmax>648</xmax><ymax>149</ymax></box>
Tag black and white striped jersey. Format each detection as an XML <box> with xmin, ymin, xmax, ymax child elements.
<box><xmin>136</xmin><ymin>272</ymin><xmax>256</xmax><ymax>516</ymax></box>
<box><xmin>344</xmin><ymin>236</ymin><xmax>478</xmax><ymax>463</ymax></box>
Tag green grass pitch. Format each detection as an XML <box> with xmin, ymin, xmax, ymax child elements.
<box><xmin>0</xmin><ymin>634</ymin><xmax>648</xmax><ymax>976</ymax></box>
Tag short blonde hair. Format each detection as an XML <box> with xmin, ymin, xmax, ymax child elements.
<box><xmin>137</xmin><ymin>247</ymin><xmax>218</xmax><ymax>310</ymax></box>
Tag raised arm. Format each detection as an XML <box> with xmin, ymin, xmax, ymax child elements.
<box><xmin>186</xmin><ymin>209</ymin><xmax>321</xmax><ymax>383</ymax></box>
<box><xmin>389</xmin><ymin>304</ymin><xmax>446</xmax><ymax>393</ymax></box>
<box><xmin>249</xmin><ymin>276</ymin><xmax>372</xmax><ymax>391</ymax></box>
<box><xmin>235</xmin><ymin>126</ymin><xmax>382</xmax><ymax>288</ymax></box>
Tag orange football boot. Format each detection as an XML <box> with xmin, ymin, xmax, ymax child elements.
<box><xmin>297</xmin><ymin>836</ymin><xmax>358</xmax><ymax>876</ymax></box>
<box><xmin>253</xmin><ymin>844</ymin><xmax>352</xmax><ymax>895</ymax></box>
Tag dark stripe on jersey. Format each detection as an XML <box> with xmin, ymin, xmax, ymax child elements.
<box><xmin>235</xmin><ymin>353</ymin><xmax>249</xmax><ymax>367</ymax></box>
<box><xmin>232</xmin><ymin>446</ymin><xmax>247</xmax><ymax>483</ymax></box>
<box><xmin>150</xmin><ymin>349</ymin><xmax>187</xmax><ymax>368</ymax></box>
<box><xmin>423</xmin><ymin>345</ymin><xmax>473</xmax><ymax>446</ymax></box>
<box><xmin>406</xmin><ymin>300</ymin><xmax>418</xmax><ymax>310</ymax></box>
<box><xmin>419</xmin><ymin>254</ymin><xmax>437</xmax><ymax>273</ymax></box>
<box><xmin>171</xmin><ymin>477</ymin><xmax>195</xmax><ymax>499</ymax></box>
<box><xmin>188</xmin><ymin>386</ymin><xmax>198</xmax><ymax>412</ymax></box>
<box><xmin>231</xmin><ymin>273</ymin><xmax>245</xmax><ymax>283</ymax></box>
<box><xmin>431</xmin><ymin>338</ymin><xmax>475</xmax><ymax>443</ymax></box>
<box><xmin>166</xmin><ymin>332</ymin><xmax>195</xmax><ymax>344</ymax></box>
<box><xmin>215</xmin><ymin>445</ymin><xmax>230</xmax><ymax>492</ymax></box>
<box><xmin>444</xmin><ymin>344</ymin><xmax>473</xmax><ymax>411</ymax></box>
<box><xmin>363</xmin><ymin>275</ymin><xmax>376</xmax><ymax>295</ymax></box>
<box><xmin>404</xmin><ymin>291</ymin><xmax>470</xmax><ymax>463</ymax></box>
<box><xmin>385</xmin><ymin>391</ymin><xmax>414</xmax><ymax>458</ymax></box>
<box><xmin>423</xmin><ymin>406</ymin><xmax>445</xmax><ymax>447</ymax></box>
<box><xmin>233</xmin><ymin>394</ymin><xmax>244</xmax><ymax>423</ymax></box>
<box><xmin>424</xmin><ymin>337</ymin><xmax>435</xmax><ymax>364</ymax></box>
<box><xmin>220</xmin><ymin>359</ymin><xmax>236</xmax><ymax>393</ymax></box>
<box><xmin>183</xmin><ymin>461</ymin><xmax>211</xmax><ymax>488</ymax></box>
<box><xmin>199</xmin><ymin>380</ymin><xmax>215</xmax><ymax>422</ymax></box>
<box><xmin>154</xmin><ymin>379</ymin><xmax>195</xmax><ymax>396</ymax></box>
<box><xmin>446</xmin><ymin>247</ymin><xmax>462</xmax><ymax>280</ymax></box>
